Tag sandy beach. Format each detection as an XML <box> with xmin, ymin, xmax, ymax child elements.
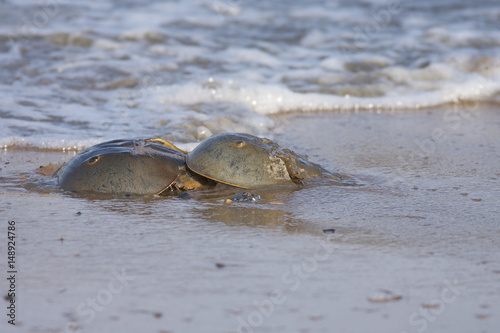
<box><xmin>1</xmin><ymin>105</ymin><xmax>499</xmax><ymax>333</ymax></box>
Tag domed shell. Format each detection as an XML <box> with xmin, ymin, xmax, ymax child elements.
<box><xmin>186</xmin><ymin>133</ymin><xmax>294</xmax><ymax>188</ymax></box>
<box><xmin>55</xmin><ymin>139</ymin><xmax>187</xmax><ymax>194</ymax></box>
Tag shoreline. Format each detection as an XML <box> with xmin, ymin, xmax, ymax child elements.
<box><xmin>1</xmin><ymin>105</ymin><xmax>499</xmax><ymax>333</ymax></box>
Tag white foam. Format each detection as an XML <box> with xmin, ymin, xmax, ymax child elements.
<box><xmin>222</xmin><ymin>48</ymin><xmax>282</xmax><ymax>67</ymax></box>
<box><xmin>320</xmin><ymin>58</ymin><xmax>345</xmax><ymax>71</ymax></box>
<box><xmin>155</xmin><ymin>76</ymin><xmax>500</xmax><ymax>115</ymax></box>
<box><xmin>301</xmin><ymin>30</ymin><xmax>330</xmax><ymax>48</ymax></box>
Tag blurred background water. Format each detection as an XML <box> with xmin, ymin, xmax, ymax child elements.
<box><xmin>0</xmin><ymin>0</ymin><xmax>499</xmax><ymax>150</ymax></box>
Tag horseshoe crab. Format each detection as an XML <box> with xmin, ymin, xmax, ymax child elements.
<box><xmin>55</xmin><ymin>133</ymin><xmax>343</xmax><ymax>194</ymax></box>
<box><xmin>186</xmin><ymin>133</ymin><xmax>342</xmax><ymax>188</ymax></box>
<box><xmin>54</xmin><ymin>139</ymin><xmax>208</xmax><ymax>195</ymax></box>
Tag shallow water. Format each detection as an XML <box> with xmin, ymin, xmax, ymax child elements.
<box><xmin>1</xmin><ymin>0</ymin><xmax>500</xmax><ymax>332</ymax></box>
<box><xmin>1</xmin><ymin>0</ymin><xmax>499</xmax><ymax>149</ymax></box>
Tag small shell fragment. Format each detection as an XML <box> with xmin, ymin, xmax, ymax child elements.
<box><xmin>367</xmin><ymin>290</ymin><xmax>403</xmax><ymax>303</ymax></box>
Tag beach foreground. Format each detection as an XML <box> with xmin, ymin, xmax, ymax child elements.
<box><xmin>1</xmin><ymin>105</ymin><xmax>499</xmax><ymax>333</ymax></box>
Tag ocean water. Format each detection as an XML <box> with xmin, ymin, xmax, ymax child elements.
<box><xmin>0</xmin><ymin>0</ymin><xmax>499</xmax><ymax>150</ymax></box>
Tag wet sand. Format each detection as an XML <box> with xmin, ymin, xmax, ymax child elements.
<box><xmin>1</xmin><ymin>105</ymin><xmax>499</xmax><ymax>333</ymax></box>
